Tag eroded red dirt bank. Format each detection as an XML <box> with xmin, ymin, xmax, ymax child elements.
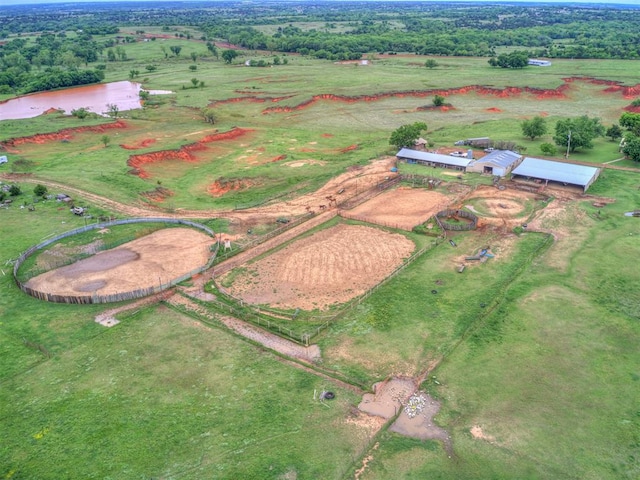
<box><xmin>260</xmin><ymin>77</ymin><xmax>640</xmax><ymax>114</ymax></box>
<box><xmin>127</xmin><ymin>127</ymin><xmax>252</xmax><ymax>178</ymax></box>
<box><xmin>0</xmin><ymin>120</ymin><xmax>127</xmax><ymax>150</ymax></box>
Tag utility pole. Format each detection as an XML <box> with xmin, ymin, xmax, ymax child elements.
<box><xmin>565</xmin><ymin>129</ymin><xmax>572</xmax><ymax>159</ymax></box>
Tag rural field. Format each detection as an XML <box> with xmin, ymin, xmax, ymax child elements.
<box><xmin>1</xmin><ymin>19</ymin><xmax>640</xmax><ymax>480</ymax></box>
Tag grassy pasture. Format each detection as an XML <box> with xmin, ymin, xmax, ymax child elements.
<box><xmin>0</xmin><ymin>307</ymin><xmax>369</xmax><ymax>480</ymax></box>
<box><xmin>2</xmin><ymin>32</ymin><xmax>640</xmax><ymax>479</ymax></box>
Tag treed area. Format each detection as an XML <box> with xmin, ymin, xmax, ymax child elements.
<box><xmin>2</xmin><ymin>1</ymin><xmax>640</xmax><ymax>94</ymax></box>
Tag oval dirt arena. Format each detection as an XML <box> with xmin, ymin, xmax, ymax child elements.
<box><xmin>25</xmin><ymin>228</ymin><xmax>214</xmax><ymax>297</ymax></box>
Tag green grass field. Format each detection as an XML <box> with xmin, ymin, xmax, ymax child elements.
<box><xmin>1</xmin><ymin>33</ymin><xmax>640</xmax><ymax>479</ymax></box>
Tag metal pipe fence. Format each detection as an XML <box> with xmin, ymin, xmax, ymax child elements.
<box><xmin>13</xmin><ymin>218</ymin><xmax>219</xmax><ymax>304</ymax></box>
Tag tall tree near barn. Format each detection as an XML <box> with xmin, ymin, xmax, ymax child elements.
<box><xmin>521</xmin><ymin>116</ymin><xmax>547</xmax><ymax>140</ymax></box>
<box><xmin>389</xmin><ymin>122</ymin><xmax>428</xmax><ymax>150</ymax></box>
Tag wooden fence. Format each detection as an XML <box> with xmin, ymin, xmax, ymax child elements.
<box><xmin>435</xmin><ymin>209</ymin><xmax>478</xmax><ymax>231</ymax></box>
<box><xmin>13</xmin><ymin>218</ymin><xmax>219</xmax><ymax>304</ymax></box>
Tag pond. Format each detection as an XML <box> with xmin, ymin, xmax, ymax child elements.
<box><xmin>0</xmin><ymin>81</ymin><xmax>172</xmax><ymax>121</ymax></box>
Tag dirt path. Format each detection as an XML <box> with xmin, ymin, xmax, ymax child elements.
<box><xmin>166</xmin><ymin>293</ymin><xmax>321</xmax><ymax>362</ymax></box>
<box><xmin>0</xmin><ymin>157</ymin><xmax>395</xmax><ymax>226</ymax></box>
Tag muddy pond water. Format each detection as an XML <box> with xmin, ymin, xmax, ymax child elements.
<box><xmin>0</xmin><ymin>81</ymin><xmax>171</xmax><ymax>120</ymax></box>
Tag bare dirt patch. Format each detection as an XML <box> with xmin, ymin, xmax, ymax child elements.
<box><xmin>220</xmin><ymin>223</ymin><xmax>415</xmax><ymax>310</ymax></box>
<box><xmin>26</xmin><ymin>228</ymin><xmax>214</xmax><ymax>296</ymax></box>
<box><xmin>207</xmin><ymin>178</ymin><xmax>260</xmax><ymax>197</ymax></box>
<box><xmin>344</xmin><ymin>187</ymin><xmax>450</xmax><ymax>230</ymax></box>
<box><xmin>463</xmin><ymin>185</ymin><xmax>545</xmax><ymax>229</ymax></box>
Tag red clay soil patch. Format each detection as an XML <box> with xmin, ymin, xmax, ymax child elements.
<box><xmin>120</xmin><ymin>138</ymin><xmax>156</xmax><ymax>150</ymax></box>
<box><xmin>0</xmin><ymin>120</ymin><xmax>127</xmax><ymax>149</ymax></box>
<box><xmin>269</xmin><ymin>154</ymin><xmax>287</xmax><ymax>163</ymax></box>
<box><xmin>322</xmin><ymin>133</ymin><xmax>334</xmax><ymax>138</ymax></box>
<box><xmin>417</xmin><ymin>104</ymin><xmax>455</xmax><ymax>112</ymax></box>
<box><xmin>340</xmin><ymin>144</ymin><xmax>359</xmax><ymax>153</ymax></box>
<box><xmin>207</xmin><ymin>177</ymin><xmax>258</xmax><ymax>197</ymax></box>
<box><xmin>261</xmin><ymin>76</ymin><xmax>640</xmax><ymax>115</ymax></box>
<box><xmin>127</xmin><ymin>127</ymin><xmax>253</xmax><ymax>178</ymax></box>
<box><xmin>486</xmin><ymin>107</ymin><xmax>503</xmax><ymax>113</ymax></box>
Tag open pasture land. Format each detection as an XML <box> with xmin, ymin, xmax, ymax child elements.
<box><xmin>25</xmin><ymin>227</ymin><xmax>213</xmax><ymax>297</ymax></box>
<box><xmin>2</xmin><ymin>25</ymin><xmax>640</xmax><ymax>480</ymax></box>
<box><xmin>3</xmin><ymin>56</ymin><xmax>640</xmax><ymax>212</ymax></box>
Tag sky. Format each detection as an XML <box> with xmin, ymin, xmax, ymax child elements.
<box><xmin>2</xmin><ymin>0</ymin><xmax>640</xmax><ymax>5</ymax></box>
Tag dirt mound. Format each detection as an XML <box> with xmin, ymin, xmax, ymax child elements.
<box><xmin>207</xmin><ymin>177</ymin><xmax>258</xmax><ymax>197</ymax></box>
<box><xmin>127</xmin><ymin>127</ymin><xmax>253</xmax><ymax>178</ymax></box>
<box><xmin>1</xmin><ymin>120</ymin><xmax>127</xmax><ymax>149</ymax></box>
<box><xmin>486</xmin><ymin>107</ymin><xmax>502</xmax><ymax>113</ymax></box>
<box><xmin>340</xmin><ymin>144</ymin><xmax>359</xmax><ymax>153</ymax></box>
<box><xmin>624</xmin><ymin>105</ymin><xmax>640</xmax><ymax>113</ymax></box>
<box><xmin>120</xmin><ymin>138</ymin><xmax>156</xmax><ymax>150</ymax></box>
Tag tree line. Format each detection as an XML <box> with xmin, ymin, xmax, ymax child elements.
<box><xmin>2</xmin><ymin>2</ymin><xmax>640</xmax><ymax>61</ymax></box>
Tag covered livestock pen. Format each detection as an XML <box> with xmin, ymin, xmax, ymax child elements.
<box><xmin>467</xmin><ymin>150</ymin><xmax>522</xmax><ymax>177</ymax></box>
<box><xmin>396</xmin><ymin>148</ymin><xmax>471</xmax><ymax>172</ymax></box>
<box><xmin>511</xmin><ymin>157</ymin><xmax>600</xmax><ymax>192</ymax></box>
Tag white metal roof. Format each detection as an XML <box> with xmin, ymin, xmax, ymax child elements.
<box><xmin>474</xmin><ymin>150</ymin><xmax>521</xmax><ymax>169</ymax></box>
<box><xmin>512</xmin><ymin>157</ymin><xmax>599</xmax><ymax>187</ymax></box>
<box><xmin>397</xmin><ymin>148</ymin><xmax>472</xmax><ymax>168</ymax></box>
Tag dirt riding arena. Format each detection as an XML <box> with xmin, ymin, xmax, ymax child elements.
<box><xmin>342</xmin><ymin>187</ymin><xmax>450</xmax><ymax>230</ymax></box>
<box><xmin>26</xmin><ymin>228</ymin><xmax>214</xmax><ymax>297</ymax></box>
<box><xmin>463</xmin><ymin>185</ymin><xmax>547</xmax><ymax>230</ymax></box>
<box><xmin>220</xmin><ymin>223</ymin><xmax>415</xmax><ymax>310</ymax></box>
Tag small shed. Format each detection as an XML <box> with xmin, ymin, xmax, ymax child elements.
<box><xmin>467</xmin><ymin>150</ymin><xmax>522</xmax><ymax>177</ymax></box>
<box><xmin>511</xmin><ymin>157</ymin><xmax>600</xmax><ymax>192</ymax></box>
<box><xmin>528</xmin><ymin>59</ymin><xmax>552</xmax><ymax>67</ymax></box>
<box><xmin>396</xmin><ymin>148</ymin><xmax>471</xmax><ymax>171</ymax></box>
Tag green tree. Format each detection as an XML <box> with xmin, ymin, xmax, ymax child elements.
<box><xmin>432</xmin><ymin>95</ymin><xmax>445</xmax><ymax>107</ymax></box>
<box><xmin>553</xmin><ymin>116</ymin><xmax>605</xmax><ymax>153</ymax></box>
<box><xmin>389</xmin><ymin>122</ymin><xmax>428</xmax><ymax>150</ymax></box>
<box><xmin>619</xmin><ymin>112</ymin><xmax>640</xmax><ymax>136</ymax></box>
<box><xmin>33</xmin><ymin>184</ymin><xmax>48</xmax><ymax>197</ymax></box>
<box><xmin>106</xmin><ymin>103</ymin><xmax>119</xmax><ymax>119</ymax></box>
<box><xmin>190</xmin><ymin>52</ymin><xmax>198</xmax><ymax>62</ymax></box>
<box><xmin>190</xmin><ymin>78</ymin><xmax>199</xmax><ymax>88</ymax></box>
<box><xmin>189</xmin><ymin>65</ymin><xmax>197</xmax><ymax>71</ymax></box>
<box><xmin>424</xmin><ymin>59</ymin><xmax>439</xmax><ymax>69</ymax></box>
<box><xmin>71</xmin><ymin>107</ymin><xmax>88</xmax><ymax>120</ymax></box>
<box><xmin>622</xmin><ymin>136</ymin><xmax>640</xmax><ymax>162</ymax></box>
<box><xmin>540</xmin><ymin>143</ymin><xmax>557</xmax><ymax>156</ymax></box>
<box><xmin>170</xmin><ymin>46</ymin><xmax>182</xmax><ymax>57</ymax></box>
<box><xmin>221</xmin><ymin>49</ymin><xmax>239</xmax><ymax>64</ymax></box>
<box><xmin>101</xmin><ymin>135</ymin><xmax>110</xmax><ymax>148</ymax></box>
<box><xmin>206</xmin><ymin>41</ymin><xmax>218</xmax><ymax>59</ymax></box>
<box><xmin>606</xmin><ymin>124</ymin><xmax>623</xmax><ymax>141</ymax></box>
<box><xmin>521</xmin><ymin>116</ymin><xmax>548</xmax><ymax>140</ymax></box>
<box><xmin>9</xmin><ymin>184</ymin><xmax>21</xmax><ymax>196</ymax></box>
<box><xmin>201</xmin><ymin>108</ymin><xmax>216</xmax><ymax>124</ymax></box>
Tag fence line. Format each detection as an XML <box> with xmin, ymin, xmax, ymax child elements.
<box><xmin>13</xmin><ymin>218</ymin><xmax>219</xmax><ymax>304</ymax></box>
<box><xmin>435</xmin><ymin>209</ymin><xmax>478</xmax><ymax>231</ymax></box>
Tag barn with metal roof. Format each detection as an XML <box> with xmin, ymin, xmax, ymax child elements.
<box><xmin>467</xmin><ymin>150</ymin><xmax>522</xmax><ymax>177</ymax></box>
<box><xmin>396</xmin><ymin>148</ymin><xmax>472</xmax><ymax>171</ymax></box>
<box><xmin>511</xmin><ymin>157</ymin><xmax>601</xmax><ymax>192</ymax></box>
